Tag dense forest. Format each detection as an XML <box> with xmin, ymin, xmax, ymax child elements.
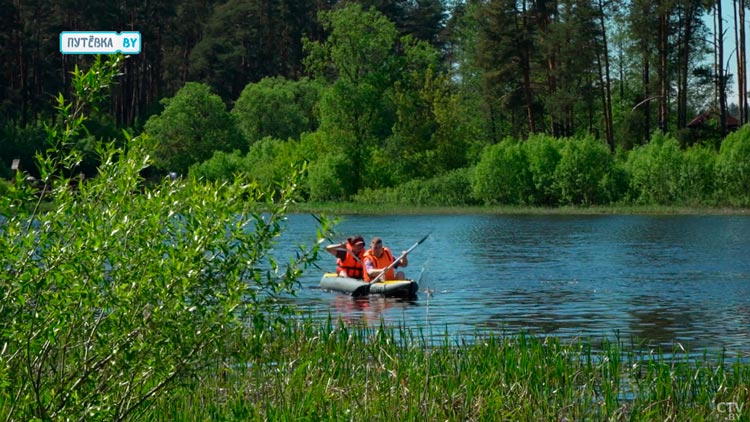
<box><xmin>2</xmin><ymin>0</ymin><xmax>750</xmax><ymax>206</ymax></box>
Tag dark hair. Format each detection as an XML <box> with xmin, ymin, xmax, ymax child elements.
<box><xmin>348</xmin><ymin>235</ymin><xmax>365</xmax><ymax>246</ymax></box>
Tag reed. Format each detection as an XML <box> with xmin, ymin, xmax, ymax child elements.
<box><xmin>146</xmin><ymin>322</ymin><xmax>750</xmax><ymax>421</ymax></box>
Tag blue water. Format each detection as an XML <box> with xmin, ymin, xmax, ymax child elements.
<box><xmin>279</xmin><ymin>213</ymin><xmax>750</xmax><ymax>354</ymax></box>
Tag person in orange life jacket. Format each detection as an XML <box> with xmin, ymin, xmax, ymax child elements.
<box><xmin>325</xmin><ymin>235</ymin><xmax>366</xmax><ymax>279</ymax></box>
<box><xmin>363</xmin><ymin>237</ymin><xmax>408</xmax><ymax>282</ymax></box>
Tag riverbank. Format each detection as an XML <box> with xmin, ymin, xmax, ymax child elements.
<box><xmin>291</xmin><ymin>201</ymin><xmax>750</xmax><ymax>216</ymax></box>
<box><xmin>148</xmin><ymin>323</ymin><xmax>750</xmax><ymax>421</ymax></box>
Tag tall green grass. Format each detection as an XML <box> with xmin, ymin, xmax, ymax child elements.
<box><xmin>147</xmin><ymin>322</ymin><xmax>750</xmax><ymax>421</ymax></box>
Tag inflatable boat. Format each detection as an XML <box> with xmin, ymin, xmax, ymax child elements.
<box><xmin>319</xmin><ymin>273</ymin><xmax>418</xmax><ymax>298</ymax></box>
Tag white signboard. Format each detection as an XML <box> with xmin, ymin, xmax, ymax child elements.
<box><xmin>60</xmin><ymin>31</ymin><xmax>141</xmax><ymax>55</ymax></box>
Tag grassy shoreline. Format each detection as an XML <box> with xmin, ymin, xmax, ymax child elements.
<box><xmin>149</xmin><ymin>323</ymin><xmax>750</xmax><ymax>421</ymax></box>
<box><xmin>291</xmin><ymin>201</ymin><xmax>750</xmax><ymax>216</ymax></box>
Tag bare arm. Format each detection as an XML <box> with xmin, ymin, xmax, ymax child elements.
<box><xmin>398</xmin><ymin>252</ymin><xmax>408</xmax><ymax>268</ymax></box>
<box><xmin>325</xmin><ymin>243</ymin><xmax>345</xmax><ymax>257</ymax></box>
<box><xmin>364</xmin><ymin>257</ymin><xmax>382</xmax><ymax>278</ymax></box>
<box><xmin>392</xmin><ymin>250</ymin><xmax>408</xmax><ymax>268</ymax></box>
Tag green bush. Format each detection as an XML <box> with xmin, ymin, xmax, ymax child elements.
<box><xmin>0</xmin><ymin>57</ymin><xmax>329</xmax><ymax>421</ymax></box>
<box><xmin>416</xmin><ymin>167</ymin><xmax>477</xmax><ymax>206</ymax></box>
<box><xmin>353</xmin><ymin>167</ymin><xmax>476</xmax><ymax>206</ymax></box>
<box><xmin>472</xmin><ymin>139</ymin><xmax>532</xmax><ymax>205</ymax></box>
<box><xmin>308</xmin><ymin>153</ymin><xmax>355</xmax><ymax>201</ymax></box>
<box><xmin>607</xmin><ymin>154</ymin><xmax>631</xmax><ymax>205</ymax></box>
<box><xmin>188</xmin><ymin>149</ymin><xmax>246</xmax><ymax>181</ymax></box>
<box><xmin>553</xmin><ymin>136</ymin><xmax>616</xmax><ymax>205</ymax></box>
<box><xmin>144</xmin><ymin>82</ymin><xmax>244</xmax><ymax>175</ymax></box>
<box><xmin>680</xmin><ymin>145</ymin><xmax>717</xmax><ymax>206</ymax></box>
<box><xmin>232</xmin><ymin>76</ymin><xmax>320</xmax><ymax>144</ymax></box>
<box><xmin>624</xmin><ymin>132</ymin><xmax>684</xmax><ymax>205</ymax></box>
<box><xmin>522</xmin><ymin>134</ymin><xmax>562</xmax><ymax>205</ymax></box>
<box><xmin>472</xmin><ymin>136</ymin><xmax>623</xmax><ymax>206</ymax></box>
<box><xmin>189</xmin><ymin>137</ymin><xmax>308</xmax><ymax>193</ymax></box>
<box><xmin>245</xmin><ymin>137</ymin><xmax>306</xmax><ymax>188</ymax></box>
<box><xmin>0</xmin><ymin>178</ymin><xmax>10</xmax><ymax>196</ymax></box>
<box><xmin>717</xmin><ymin>125</ymin><xmax>750</xmax><ymax>206</ymax></box>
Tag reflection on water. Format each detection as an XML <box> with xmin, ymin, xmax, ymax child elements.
<box><xmin>314</xmin><ymin>294</ymin><xmax>418</xmax><ymax>327</ymax></box>
<box><xmin>281</xmin><ymin>214</ymin><xmax>750</xmax><ymax>354</ymax></box>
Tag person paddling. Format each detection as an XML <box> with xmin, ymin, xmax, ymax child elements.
<box><xmin>325</xmin><ymin>235</ymin><xmax>366</xmax><ymax>279</ymax></box>
<box><xmin>363</xmin><ymin>237</ymin><xmax>408</xmax><ymax>283</ymax></box>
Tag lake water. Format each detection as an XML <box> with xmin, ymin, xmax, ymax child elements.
<box><xmin>279</xmin><ymin>213</ymin><xmax>750</xmax><ymax>354</ymax></box>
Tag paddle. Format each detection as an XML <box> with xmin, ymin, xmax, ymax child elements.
<box><xmin>351</xmin><ymin>233</ymin><xmax>430</xmax><ymax>297</ymax></box>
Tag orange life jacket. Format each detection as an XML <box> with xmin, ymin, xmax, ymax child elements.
<box><xmin>363</xmin><ymin>247</ymin><xmax>395</xmax><ymax>282</ymax></box>
<box><xmin>337</xmin><ymin>243</ymin><xmax>364</xmax><ymax>279</ymax></box>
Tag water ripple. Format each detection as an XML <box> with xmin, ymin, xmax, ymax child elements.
<box><xmin>284</xmin><ymin>213</ymin><xmax>750</xmax><ymax>353</ymax></box>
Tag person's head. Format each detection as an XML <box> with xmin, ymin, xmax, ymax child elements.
<box><xmin>348</xmin><ymin>235</ymin><xmax>366</xmax><ymax>253</ymax></box>
<box><xmin>370</xmin><ymin>237</ymin><xmax>383</xmax><ymax>256</ymax></box>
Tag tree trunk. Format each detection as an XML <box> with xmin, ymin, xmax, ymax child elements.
<box><xmin>643</xmin><ymin>53</ymin><xmax>651</xmax><ymax>143</ymax></box>
<box><xmin>742</xmin><ymin>0</ymin><xmax>747</xmax><ymax>124</ymax></box>
<box><xmin>738</xmin><ymin>0</ymin><xmax>747</xmax><ymax>124</ymax></box>
<box><xmin>677</xmin><ymin>2</ymin><xmax>696</xmax><ymax>129</ymax></box>
<box><xmin>542</xmin><ymin>0</ymin><xmax>558</xmax><ymax>137</ymax></box>
<box><xmin>717</xmin><ymin>0</ymin><xmax>728</xmax><ymax>136</ymax></box>
<box><xmin>15</xmin><ymin>1</ymin><xmax>27</xmax><ymax>123</ymax></box>
<box><xmin>659</xmin><ymin>8</ymin><xmax>668</xmax><ymax>134</ymax></box>
<box><xmin>521</xmin><ymin>0</ymin><xmax>536</xmax><ymax>134</ymax></box>
<box><xmin>597</xmin><ymin>0</ymin><xmax>614</xmax><ymax>151</ymax></box>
